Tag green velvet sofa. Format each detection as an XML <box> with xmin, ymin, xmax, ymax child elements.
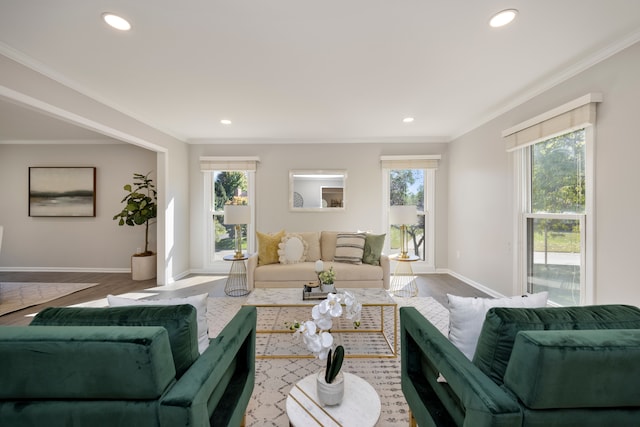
<box><xmin>0</xmin><ymin>303</ymin><xmax>257</xmax><ymax>427</ymax></box>
<box><xmin>400</xmin><ymin>304</ymin><xmax>640</xmax><ymax>427</ymax></box>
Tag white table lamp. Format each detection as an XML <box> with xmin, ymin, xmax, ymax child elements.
<box><xmin>223</xmin><ymin>205</ymin><xmax>251</xmax><ymax>259</ymax></box>
<box><xmin>389</xmin><ymin>205</ymin><xmax>417</xmax><ymax>259</ymax></box>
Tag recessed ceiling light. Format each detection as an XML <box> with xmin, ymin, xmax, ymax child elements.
<box><xmin>102</xmin><ymin>13</ymin><xmax>131</xmax><ymax>31</ymax></box>
<box><xmin>489</xmin><ymin>9</ymin><xmax>518</xmax><ymax>28</ymax></box>
<box><xmin>403</xmin><ymin>117</ymin><xmax>414</xmax><ymax>123</ymax></box>
<box><xmin>220</xmin><ymin>119</ymin><xmax>232</xmax><ymax>125</ymax></box>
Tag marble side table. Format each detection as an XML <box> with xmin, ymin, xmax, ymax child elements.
<box><xmin>286</xmin><ymin>372</ymin><xmax>381</xmax><ymax>427</ymax></box>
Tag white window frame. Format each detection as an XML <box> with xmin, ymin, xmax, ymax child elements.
<box><xmin>381</xmin><ymin>155</ymin><xmax>439</xmax><ymax>272</ymax></box>
<box><xmin>507</xmin><ymin>96</ymin><xmax>599</xmax><ymax>304</ymax></box>
<box><xmin>201</xmin><ymin>157</ymin><xmax>258</xmax><ymax>269</ymax></box>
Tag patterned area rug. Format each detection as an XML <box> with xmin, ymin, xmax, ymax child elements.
<box><xmin>0</xmin><ymin>282</ymin><xmax>100</xmax><ymax>316</ymax></box>
<box><xmin>207</xmin><ymin>295</ymin><xmax>450</xmax><ymax>426</ymax></box>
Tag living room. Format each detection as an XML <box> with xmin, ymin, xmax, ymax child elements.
<box><xmin>2</xmin><ymin>39</ymin><xmax>640</xmax><ymax>307</ymax></box>
<box><xmin>2</xmin><ymin>3</ymin><xmax>640</xmax><ymax>425</ymax></box>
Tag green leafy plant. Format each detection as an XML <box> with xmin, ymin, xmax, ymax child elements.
<box><xmin>113</xmin><ymin>172</ymin><xmax>157</xmax><ymax>255</ymax></box>
<box><xmin>318</xmin><ymin>267</ymin><xmax>335</xmax><ymax>284</ymax></box>
<box><xmin>325</xmin><ymin>345</ymin><xmax>344</xmax><ymax>384</ymax></box>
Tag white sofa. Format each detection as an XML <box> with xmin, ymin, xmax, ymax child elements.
<box><xmin>247</xmin><ymin>231</ymin><xmax>390</xmax><ymax>290</ymax></box>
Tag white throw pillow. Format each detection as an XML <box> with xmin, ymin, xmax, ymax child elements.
<box><xmin>334</xmin><ymin>232</ymin><xmax>366</xmax><ymax>264</ymax></box>
<box><xmin>278</xmin><ymin>233</ymin><xmax>308</xmax><ymax>264</ymax></box>
<box><xmin>107</xmin><ymin>293</ymin><xmax>209</xmax><ymax>354</ymax></box>
<box><xmin>447</xmin><ymin>292</ymin><xmax>549</xmax><ymax>360</ymax></box>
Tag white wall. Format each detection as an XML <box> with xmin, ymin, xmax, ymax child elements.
<box><xmin>0</xmin><ymin>143</ymin><xmax>156</xmax><ymax>270</ymax></box>
<box><xmin>189</xmin><ymin>142</ymin><xmax>450</xmax><ymax>272</ymax></box>
<box><xmin>448</xmin><ymin>41</ymin><xmax>640</xmax><ymax>305</ymax></box>
<box><xmin>0</xmin><ymin>53</ymin><xmax>191</xmax><ymax>283</ymax></box>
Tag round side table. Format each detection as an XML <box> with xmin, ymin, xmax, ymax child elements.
<box><xmin>223</xmin><ymin>254</ymin><xmax>250</xmax><ymax>297</ymax></box>
<box><xmin>286</xmin><ymin>372</ymin><xmax>381</xmax><ymax>427</ymax></box>
<box><xmin>390</xmin><ymin>254</ymin><xmax>420</xmax><ymax>297</ymax></box>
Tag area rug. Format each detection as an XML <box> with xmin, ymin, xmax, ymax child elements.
<box><xmin>207</xmin><ymin>295</ymin><xmax>450</xmax><ymax>426</ymax></box>
<box><xmin>0</xmin><ymin>282</ymin><xmax>100</xmax><ymax>316</ymax></box>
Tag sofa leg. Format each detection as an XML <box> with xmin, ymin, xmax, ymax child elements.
<box><xmin>240</xmin><ymin>414</ymin><xmax>246</xmax><ymax>427</ymax></box>
<box><xmin>409</xmin><ymin>410</ymin><xmax>417</xmax><ymax>427</ymax></box>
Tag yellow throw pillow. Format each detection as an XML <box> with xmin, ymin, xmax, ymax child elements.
<box><xmin>257</xmin><ymin>230</ymin><xmax>285</xmax><ymax>265</ymax></box>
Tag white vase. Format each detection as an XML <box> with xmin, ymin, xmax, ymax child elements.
<box><xmin>131</xmin><ymin>253</ymin><xmax>157</xmax><ymax>280</ymax></box>
<box><xmin>316</xmin><ymin>370</ymin><xmax>344</xmax><ymax>406</ymax></box>
<box><xmin>321</xmin><ymin>283</ymin><xmax>336</xmax><ymax>293</ymax></box>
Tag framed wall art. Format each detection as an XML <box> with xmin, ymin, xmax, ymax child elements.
<box><xmin>29</xmin><ymin>167</ymin><xmax>96</xmax><ymax>217</ymax></box>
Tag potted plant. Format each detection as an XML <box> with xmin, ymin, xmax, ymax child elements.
<box><xmin>113</xmin><ymin>172</ymin><xmax>158</xmax><ymax>280</ymax></box>
<box><xmin>316</xmin><ymin>345</ymin><xmax>345</xmax><ymax>405</ymax></box>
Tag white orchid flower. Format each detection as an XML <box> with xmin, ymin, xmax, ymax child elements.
<box><xmin>318</xmin><ymin>293</ymin><xmax>343</xmax><ymax>318</ymax></box>
<box><xmin>291</xmin><ymin>292</ymin><xmax>360</xmax><ymax>359</ymax></box>
<box><xmin>303</xmin><ymin>330</ymin><xmax>334</xmax><ymax>359</ymax></box>
<box><xmin>342</xmin><ymin>291</ymin><xmax>355</xmax><ymax>306</ymax></box>
<box><xmin>345</xmin><ymin>301</ymin><xmax>362</xmax><ymax>323</ymax></box>
<box><xmin>312</xmin><ymin>305</ymin><xmax>334</xmax><ymax>330</ymax></box>
<box><xmin>296</xmin><ymin>320</ymin><xmax>317</xmax><ymax>337</ymax></box>
<box><xmin>317</xmin><ymin>332</ymin><xmax>334</xmax><ymax>359</ymax></box>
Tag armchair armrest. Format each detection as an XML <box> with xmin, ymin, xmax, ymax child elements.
<box><xmin>400</xmin><ymin>307</ymin><xmax>521</xmax><ymax>427</ymax></box>
<box><xmin>246</xmin><ymin>253</ymin><xmax>258</xmax><ymax>290</ymax></box>
<box><xmin>160</xmin><ymin>306</ymin><xmax>257</xmax><ymax>427</ymax></box>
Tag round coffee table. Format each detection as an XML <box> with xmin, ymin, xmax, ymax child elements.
<box><xmin>286</xmin><ymin>372</ymin><xmax>381</xmax><ymax>427</ymax></box>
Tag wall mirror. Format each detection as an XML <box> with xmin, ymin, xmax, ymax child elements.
<box><xmin>289</xmin><ymin>170</ymin><xmax>347</xmax><ymax>212</ymax></box>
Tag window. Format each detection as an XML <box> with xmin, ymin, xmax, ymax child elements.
<box><xmin>504</xmin><ymin>94</ymin><xmax>600</xmax><ymax>305</ymax></box>
<box><xmin>381</xmin><ymin>156</ymin><xmax>439</xmax><ymax>270</ymax></box>
<box><xmin>201</xmin><ymin>157</ymin><xmax>257</xmax><ymax>267</ymax></box>
<box><xmin>525</xmin><ymin>130</ymin><xmax>586</xmax><ymax>305</ymax></box>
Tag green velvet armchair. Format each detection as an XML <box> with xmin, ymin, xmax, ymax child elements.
<box><xmin>401</xmin><ymin>304</ymin><xmax>640</xmax><ymax>427</ymax></box>
<box><xmin>0</xmin><ymin>304</ymin><xmax>256</xmax><ymax>427</ymax></box>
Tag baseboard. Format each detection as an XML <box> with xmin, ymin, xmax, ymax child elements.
<box><xmin>444</xmin><ymin>269</ymin><xmax>505</xmax><ymax>298</ymax></box>
<box><xmin>0</xmin><ymin>267</ymin><xmax>129</xmax><ymax>273</ymax></box>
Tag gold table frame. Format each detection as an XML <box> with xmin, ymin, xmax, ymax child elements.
<box><xmin>244</xmin><ymin>288</ymin><xmax>398</xmax><ymax>359</ymax></box>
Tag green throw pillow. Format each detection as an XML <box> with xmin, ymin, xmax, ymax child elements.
<box><xmin>363</xmin><ymin>233</ymin><xmax>385</xmax><ymax>265</ymax></box>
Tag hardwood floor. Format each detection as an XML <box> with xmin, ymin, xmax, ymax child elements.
<box><xmin>0</xmin><ymin>271</ymin><xmax>488</xmax><ymax>326</ymax></box>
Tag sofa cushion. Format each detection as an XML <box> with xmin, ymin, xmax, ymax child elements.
<box><xmin>320</xmin><ymin>231</ymin><xmax>340</xmax><ymax>261</ymax></box>
<box><xmin>363</xmin><ymin>233</ymin><xmax>385</xmax><ymax>266</ymax></box>
<box><xmin>447</xmin><ymin>292</ymin><xmax>548</xmax><ymax>360</ymax></box>
<box><xmin>278</xmin><ymin>233</ymin><xmax>308</xmax><ymax>264</ymax></box>
<box><xmin>254</xmin><ymin>262</ymin><xmax>323</xmax><ymax>283</ymax></box>
<box><xmin>253</xmin><ymin>261</ymin><xmax>384</xmax><ymax>283</ymax></box>
<box><xmin>31</xmin><ymin>304</ymin><xmax>199</xmax><ymax>378</ymax></box>
<box><xmin>0</xmin><ymin>325</ymin><xmax>175</xmax><ymax>399</ymax></box>
<box><xmin>299</xmin><ymin>231</ymin><xmax>321</xmax><ymax>261</ymax></box>
<box><xmin>334</xmin><ymin>232</ymin><xmax>366</xmax><ymax>264</ymax></box>
<box><xmin>257</xmin><ymin>229</ymin><xmax>285</xmax><ymax>265</ymax></box>
<box><xmin>473</xmin><ymin>304</ymin><xmax>640</xmax><ymax>385</ymax></box>
<box><xmin>107</xmin><ymin>293</ymin><xmax>209</xmax><ymax>354</ymax></box>
<box><xmin>504</xmin><ymin>329</ymin><xmax>640</xmax><ymax>409</ymax></box>
<box><xmin>329</xmin><ymin>261</ymin><xmax>384</xmax><ymax>281</ymax></box>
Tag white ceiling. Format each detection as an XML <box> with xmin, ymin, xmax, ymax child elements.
<box><xmin>1</xmin><ymin>0</ymin><xmax>640</xmax><ymax>144</ymax></box>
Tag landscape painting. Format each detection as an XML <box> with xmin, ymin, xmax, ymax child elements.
<box><xmin>29</xmin><ymin>167</ymin><xmax>96</xmax><ymax>217</ymax></box>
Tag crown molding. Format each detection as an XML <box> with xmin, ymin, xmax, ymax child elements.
<box><xmin>451</xmin><ymin>29</ymin><xmax>640</xmax><ymax>141</ymax></box>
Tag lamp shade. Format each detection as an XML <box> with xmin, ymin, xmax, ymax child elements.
<box><xmin>223</xmin><ymin>205</ymin><xmax>251</xmax><ymax>225</ymax></box>
<box><xmin>389</xmin><ymin>205</ymin><xmax>417</xmax><ymax>225</ymax></box>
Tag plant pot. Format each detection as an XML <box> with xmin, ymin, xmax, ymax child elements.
<box><xmin>316</xmin><ymin>370</ymin><xmax>344</xmax><ymax>406</ymax></box>
<box><xmin>320</xmin><ymin>283</ymin><xmax>336</xmax><ymax>293</ymax></box>
<box><xmin>131</xmin><ymin>253</ymin><xmax>156</xmax><ymax>280</ymax></box>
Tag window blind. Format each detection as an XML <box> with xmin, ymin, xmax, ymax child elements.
<box><xmin>380</xmin><ymin>155</ymin><xmax>440</xmax><ymax>169</ymax></box>
<box><xmin>503</xmin><ymin>93</ymin><xmax>602</xmax><ymax>152</ymax></box>
<box><xmin>200</xmin><ymin>156</ymin><xmax>259</xmax><ymax>172</ymax></box>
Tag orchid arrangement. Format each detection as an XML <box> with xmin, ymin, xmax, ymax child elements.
<box><xmin>289</xmin><ymin>291</ymin><xmax>362</xmax><ymax>383</ymax></box>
